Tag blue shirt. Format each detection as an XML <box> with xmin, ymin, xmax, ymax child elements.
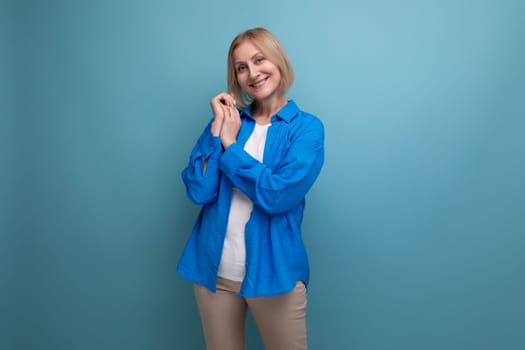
<box><xmin>177</xmin><ymin>100</ymin><xmax>324</xmax><ymax>297</ymax></box>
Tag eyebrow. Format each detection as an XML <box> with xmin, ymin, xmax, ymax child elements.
<box><xmin>234</xmin><ymin>52</ymin><xmax>263</xmax><ymax>65</ymax></box>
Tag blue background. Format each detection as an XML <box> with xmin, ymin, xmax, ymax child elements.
<box><xmin>3</xmin><ymin>0</ymin><xmax>524</xmax><ymax>349</ymax></box>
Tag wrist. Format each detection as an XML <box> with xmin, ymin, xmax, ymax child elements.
<box><xmin>222</xmin><ymin>140</ymin><xmax>235</xmax><ymax>150</ymax></box>
<box><xmin>210</xmin><ymin>124</ymin><xmax>221</xmax><ymax>136</ymax></box>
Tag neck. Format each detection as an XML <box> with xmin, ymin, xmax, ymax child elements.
<box><xmin>252</xmin><ymin>95</ymin><xmax>287</xmax><ymax>123</ymax></box>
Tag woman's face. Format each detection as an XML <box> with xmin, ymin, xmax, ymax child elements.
<box><xmin>233</xmin><ymin>40</ymin><xmax>282</xmax><ymax>104</ymax></box>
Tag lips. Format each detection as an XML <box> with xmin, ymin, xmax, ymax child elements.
<box><xmin>249</xmin><ymin>76</ymin><xmax>269</xmax><ymax>89</ymax></box>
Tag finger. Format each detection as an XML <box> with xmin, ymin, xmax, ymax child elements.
<box><xmin>228</xmin><ymin>105</ymin><xmax>235</xmax><ymax>119</ymax></box>
<box><xmin>210</xmin><ymin>98</ymin><xmax>223</xmax><ymax>113</ymax></box>
<box><xmin>232</xmin><ymin>105</ymin><xmax>240</xmax><ymax>117</ymax></box>
<box><xmin>211</xmin><ymin>94</ymin><xmax>224</xmax><ymax>106</ymax></box>
<box><xmin>219</xmin><ymin>94</ymin><xmax>235</xmax><ymax>107</ymax></box>
<box><xmin>211</xmin><ymin>94</ymin><xmax>225</xmax><ymax>107</ymax></box>
<box><xmin>211</xmin><ymin>105</ymin><xmax>224</xmax><ymax>121</ymax></box>
<box><xmin>221</xmin><ymin>103</ymin><xmax>231</xmax><ymax>120</ymax></box>
<box><xmin>228</xmin><ymin>92</ymin><xmax>237</xmax><ymax>107</ymax></box>
<box><xmin>218</xmin><ymin>96</ymin><xmax>227</xmax><ymax>106</ymax></box>
<box><xmin>228</xmin><ymin>105</ymin><xmax>240</xmax><ymax>121</ymax></box>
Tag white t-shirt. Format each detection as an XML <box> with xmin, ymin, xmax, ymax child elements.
<box><xmin>217</xmin><ymin>123</ymin><xmax>271</xmax><ymax>281</ymax></box>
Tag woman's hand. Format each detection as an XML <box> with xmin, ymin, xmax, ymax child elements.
<box><xmin>210</xmin><ymin>92</ymin><xmax>236</xmax><ymax>136</ymax></box>
<box><xmin>220</xmin><ymin>103</ymin><xmax>241</xmax><ymax>150</ymax></box>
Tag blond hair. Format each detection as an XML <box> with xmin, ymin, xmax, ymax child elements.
<box><xmin>227</xmin><ymin>27</ymin><xmax>294</xmax><ymax>109</ymax></box>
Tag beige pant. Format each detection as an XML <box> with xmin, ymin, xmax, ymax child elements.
<box><xmin>193</xmin><ymin>277</ymin><xmax>307</xmax><ymax>350</ymax></box>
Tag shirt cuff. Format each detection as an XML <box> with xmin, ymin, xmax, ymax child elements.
<box><xmin>198</xmin><ymin>128</ymin><xmax>223</xmax><ymax>160</ymax></box>
<box><xmin>219</xmin><ymin>142</ymin><xmax>255</xmax><ymax>177</ymax></box>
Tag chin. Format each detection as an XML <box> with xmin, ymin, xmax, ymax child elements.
<box><xmin>251</xmin><ymin>88</ymin><xmax>278</xmax><ymax>101</ymax></box>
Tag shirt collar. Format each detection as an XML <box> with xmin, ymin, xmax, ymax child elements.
<box><xmin>241</xmin><ymin>100</ymin><xmax>299</xmax><ymax>123</ymax></box>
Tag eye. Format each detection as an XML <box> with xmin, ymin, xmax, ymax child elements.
<box><xmin>237</xmin><ymin>64</ymin><xmax>247</xmax><ymax>72</ymax></box>
<box><xmin>255</xmin><ymin>56</ymin><xmax>265</xmax><ymax>64</ymax></box>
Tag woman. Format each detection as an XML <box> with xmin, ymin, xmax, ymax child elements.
<box><xmin>177</xmin><ymin>27</ymin><xmax>324</xmax><ymax>350</ymax></box>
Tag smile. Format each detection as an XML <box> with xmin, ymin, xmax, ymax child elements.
<box><xmin>249</xmin><ymin>76</ymin><xmax>269</xmax><ymax>89</ymax></box>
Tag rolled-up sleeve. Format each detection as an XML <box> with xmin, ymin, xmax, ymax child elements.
<box><xmin>219</xmin><ymin>117</ymin><xmax>324</xmax><ymax>214</ymax></box>
<box><xmin>181</xmin><ymin>121</ymin><xmax>223</xmax><ymax>205</ymax></box>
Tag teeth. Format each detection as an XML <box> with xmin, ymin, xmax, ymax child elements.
<box><xmin>251</xmin><ymin>77</ymin><xmax>267</xmax><ymax>88</ymax></box>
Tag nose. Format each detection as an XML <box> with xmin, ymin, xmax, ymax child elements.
<box><xmin>248</xmin><ymin>65</ymin><xmax>259</xmax><ymax>79</ymax></box>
